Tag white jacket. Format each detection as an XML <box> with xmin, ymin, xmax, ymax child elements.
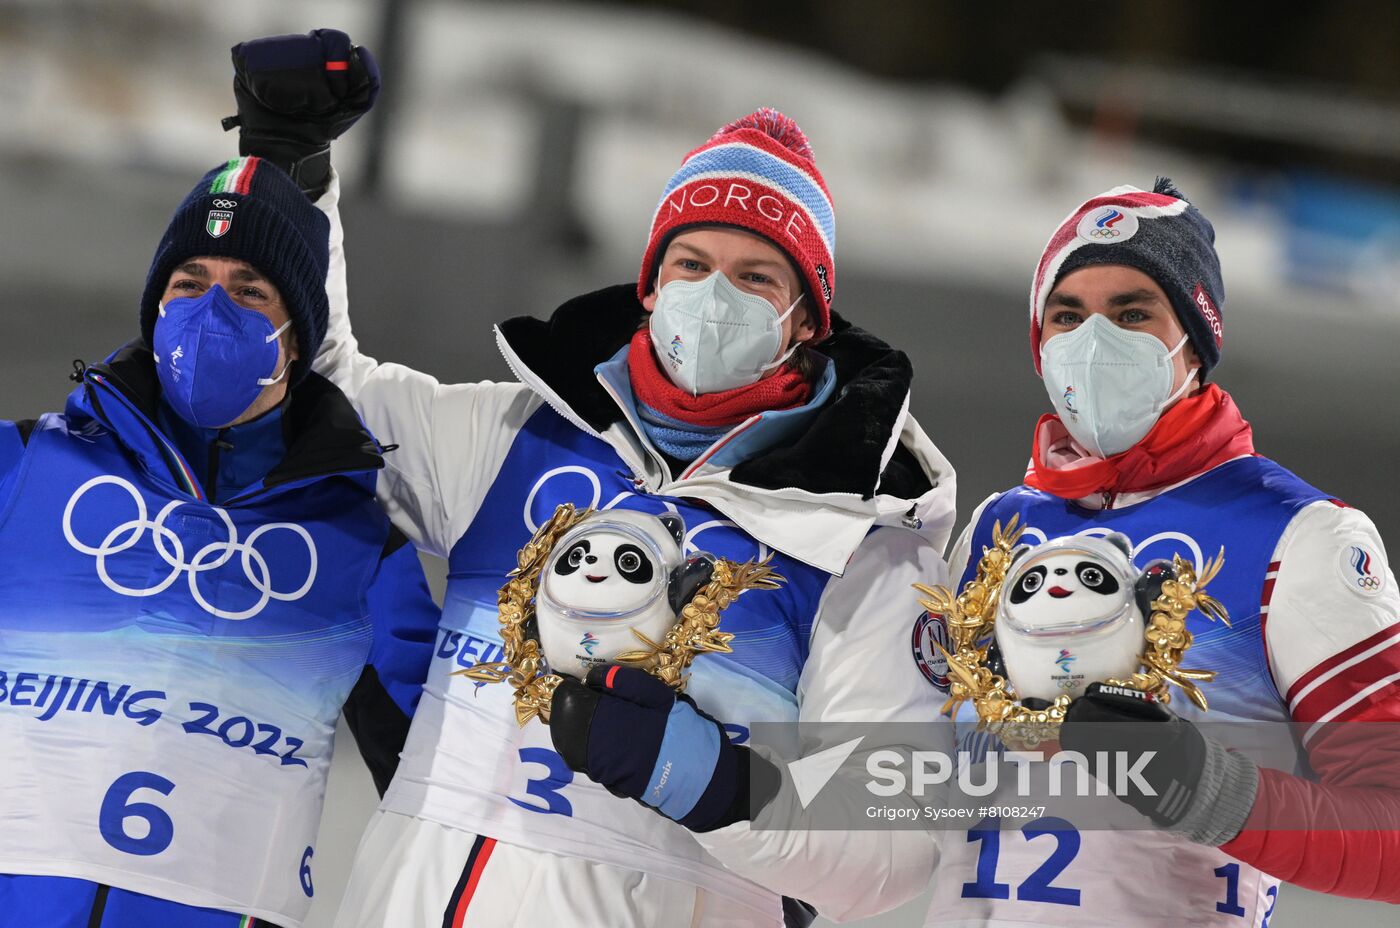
<box><xmin>314</xmin><ymin>176</ymin><xmax>958</xmax><ymax>922</ymax></box>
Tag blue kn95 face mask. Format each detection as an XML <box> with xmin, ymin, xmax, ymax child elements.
<box><xmin>153</xmin><ymin>284</ymin><xmax>291</xmax><ymax>429</ymax></box>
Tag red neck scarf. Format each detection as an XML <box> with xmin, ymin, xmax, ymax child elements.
<box><xmin>626</xmin><ymin>329</ymin><xmax>812</xmax><ymax>428</ymax></box>
<box><xmin>1025</xmin><ymin>384</ymin><xmax>1255</xmax><ymax>501</ymax></box>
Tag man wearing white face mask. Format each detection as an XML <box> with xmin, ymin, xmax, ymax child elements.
<box><xmin>647</xmin><ymin>271</ymin><xmax>804</xmax><ymax>396</ymax></box>
<box><xmin>930</xmin><ymin>179</ymin><xmax>1400</xmax><ymax>928</ymax></box>
<box><xmin>289</xmin><ymin>91</ymin><xmax>957</xmax><ymax>923</ymax></box>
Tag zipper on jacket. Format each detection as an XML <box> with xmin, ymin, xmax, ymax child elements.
<box><xmin>207</xmin><ymin>429</ymin><xmax>233</xmax><ymax>505</ymax></box>
<box><xmin>495</xmin><ymin>326</ymin><xmax>898</xmax><ymax>557</ymax></box>
<box><xmin>493</xmin><ymin>326</ymin><xmax>602</xmax><ymax>440</ymax></box>
<box><xmin>88</xmin><ymin>374</ymin><xmax>378</xmax><ymax>509</ymax></box>
<box><xmin>679</xmin><ymin>415</ymin><xmax>762</xmax><ymax>480</ymax></box>
<box><xmin>592</xmin><ymin>372</ymin><xmax>679</xmax><ymax>487</ymax></box>
<box><xmin>493</xmin><ymin>326</ymin><xmax>673</xmax><ymax>491</ymax></box>
<box><xmin>86</xmin><ymin>376</ymin><xmax>205</xmax><ymax>502</ymax></box>
<box><xmin>86</xmin><ymin>884</ymin><xmax>110</xmax><ymax>928</ymax></box>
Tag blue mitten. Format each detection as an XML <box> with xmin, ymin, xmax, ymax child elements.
<box><xmin>550</xmin><ymin>666</ymin><xmax>774</xmax><ymax>832</ymax></box>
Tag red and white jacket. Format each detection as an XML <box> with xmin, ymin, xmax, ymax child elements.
<box><xmin>949</xmin><ymin>462</ymin><xmax>1400</xmax><ymax>903</ymax></box>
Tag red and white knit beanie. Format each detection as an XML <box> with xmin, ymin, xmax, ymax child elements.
<box><xmin>637</xmin><ymin>108</ymin><xmax>837</xmax><ymax>339</ymax></box>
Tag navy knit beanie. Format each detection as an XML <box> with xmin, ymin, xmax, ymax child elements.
<box><xmin>140</xmin><ymin>156</ymin><xmax>330</xmax><ymax>384</ymax></box>
<box><xmin>1029</xmin><ymin>178</ymin><xmax>1225</xmax><ymax>379</ymax></box>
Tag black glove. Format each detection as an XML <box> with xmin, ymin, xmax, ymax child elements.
<box><xmin>1060</xmin><ymin>683</ymin><xmax>1258</xmax><ymax>844</ymax></box>
<box><xmin>223</xmin><ymin>29</ymin><xmax>380</xmax><ymax>198</ymax></box>
<box><xmin>549</xmin><ymin>666</ymin><xmax>779</xmax><ymax>832</ymax></box>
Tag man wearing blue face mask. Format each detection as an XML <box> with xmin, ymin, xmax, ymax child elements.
<box><xmin>0</xmin><ymin>36</ymin><xmax>444</xmax><ymax>926</ymax></box>
<box><xmin>927</xmin><ymin>180</ymin><xmax>1400</xmax><ymax>928</ymax></box>
<box><xmin>227</xmin><ymin>31</ymin><xmax>958</xmax><ymax>927</ymax></box>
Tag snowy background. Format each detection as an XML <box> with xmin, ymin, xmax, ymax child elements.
<box><xmin>0</xmin><ymin>1</ymin><xmax>1397</xmax><ymax>925</ymax></box>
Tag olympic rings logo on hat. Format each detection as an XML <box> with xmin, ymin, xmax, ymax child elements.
<box><xmin>211</xmin><ymin>198</ymin><xmax>239</xmax><ymax>209</ymax></box>
<box><xmin>1075</xmin><ymin>206</ymin><xmax>1140</xmax><ymax>244</ymax></box>
<box><xmin>62</xmin><ymin>475</ymin><xmax>317</xmax><ymax>620</ymax></box>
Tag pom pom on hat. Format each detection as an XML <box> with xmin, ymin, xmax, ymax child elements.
<box><xmin>1152</xmin><ymin>176</ymin><xmax>1185</xmax><ymax>199</ymax></box>
<box><xmin>711</xmin><ymin>107</ymin><xmax>815</xmax><ymax>161</ymax></box>
<box><xmin>638</xmin><ymin>108</ymin><xmax>837</xmax><ymax>339</ymax></box>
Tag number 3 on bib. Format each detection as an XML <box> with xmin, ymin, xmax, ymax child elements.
<box><xmin>509</xmin><ymin>746</ymin><xmax>574</xmax><ymax>817</ymax></box>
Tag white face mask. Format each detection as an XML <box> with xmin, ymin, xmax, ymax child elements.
<box><xmin>648</xmin><ymin>271</ymin><xmax>800</xmax><ymax>396</ymax></box>
<box><xmin>1040</xmin><ymin>313</ymin><xmax>1198</xmax><ymax>458</ymax></box>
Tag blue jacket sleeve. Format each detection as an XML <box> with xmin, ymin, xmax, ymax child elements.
<box><xmin>0</xmin><ymin>420</ymin><xmax>35</xmax><ymax>511</ymax></box>
<box><xmin>342</xmin><ymin>525</ymin><xmax>441</xmax><ymax>795</ymax></box>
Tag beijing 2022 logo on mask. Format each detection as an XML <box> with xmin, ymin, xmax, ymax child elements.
<box><xmin>62</xmin><ymin>475</ymin><xmax>316</xmax><ymax>620</ymax></box>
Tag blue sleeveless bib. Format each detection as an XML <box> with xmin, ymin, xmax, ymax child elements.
<box><xmin>0</xmin><ymin>408</ymin><xmax>386</xmax><ymax>920</ymax></box>
<box><xmin>958</xmin><ymin>457</ymin><xmax>1328</xmax><ymax>723</ymax></box>
<box><xmin>444</xmin><ymin>406</ymin><xmax>831</xmax><ymax>713</ymax></box>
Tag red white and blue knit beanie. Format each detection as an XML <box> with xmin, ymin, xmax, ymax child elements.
<box><xmin>140</xmin><ymin>156</ymin><xmax>331</xmax><ymax>384</ymax></box>
<box><xmin>638</xmin><ymin>108</ymin><xmax>837</xmax><ymax>339</ymax></box>
<box><xmin>1030</xmin><ymin>178</ymin><xmax>1225</xmax><ymax>378</ymax></box>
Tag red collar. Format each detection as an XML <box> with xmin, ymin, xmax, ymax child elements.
<box><xmin>1025</xmin><ymin>384</ymin><xmax>1256</xmax><ymax>501</ymax></box>
<box><xmin>625</xmin><ymin>329</ymin><xmax>812</xmax><ymax>428</ymax></box>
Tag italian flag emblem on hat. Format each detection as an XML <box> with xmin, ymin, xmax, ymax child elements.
<box><xmin>203</xmin><ymin>156</ymin><xmax>262</xmax><ymax>237</ymax></box>
<box><xmin>206</xmin><ymin>210</ymin><xmax>233</xmax><ymax>237</ymax></box>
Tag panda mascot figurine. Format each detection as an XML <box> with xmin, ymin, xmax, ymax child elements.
<box><xmin>534</xmin><ymin>509</ymin><xmax>715</xmax><ymax>679</ymax></box>
<box><xmin>994</xmin><ymin>532</ymin><xmax>1175</xmax><ymax>703</ymax></box>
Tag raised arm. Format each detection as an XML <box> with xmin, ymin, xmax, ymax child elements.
<box><xmin>312</xmin><ymin>176</ymin><xmax>540</xmax><ymax>556</ymax></box>
<box><xmin>227</xmin><ymin>29</ymin><xmax>540</xmax><ymax>557</ymax></box>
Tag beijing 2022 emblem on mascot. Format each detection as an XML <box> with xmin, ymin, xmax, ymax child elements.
<box><xmin>462</xmin><ymin>503</ymin><xmax>784</xmax><ymax>725</ymax></box>
<box><xmin>915</xmin><ymin>516</ymin><xmax>1231</xmax><ymax>746</ymax></box>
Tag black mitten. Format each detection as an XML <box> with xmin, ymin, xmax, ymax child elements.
<box><xmin>224</xmin><ymin>29</ymin><xmax>380</xmax><ymax>198</ymax></box>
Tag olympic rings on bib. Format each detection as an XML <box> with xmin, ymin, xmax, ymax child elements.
<box><xmin>521</xmin><ymin>465</ymin><xmax>768</xmax><ymax>563</ymax></box>
<box><xmin>62</xmin><ymin>475</ymin><xmax>317</xmax><ymax>620</ymax></box>
<box><xmin>1014</xmin><ymin>523</ymin><xmax>1205</xmax><ymax>576</ymax></box>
